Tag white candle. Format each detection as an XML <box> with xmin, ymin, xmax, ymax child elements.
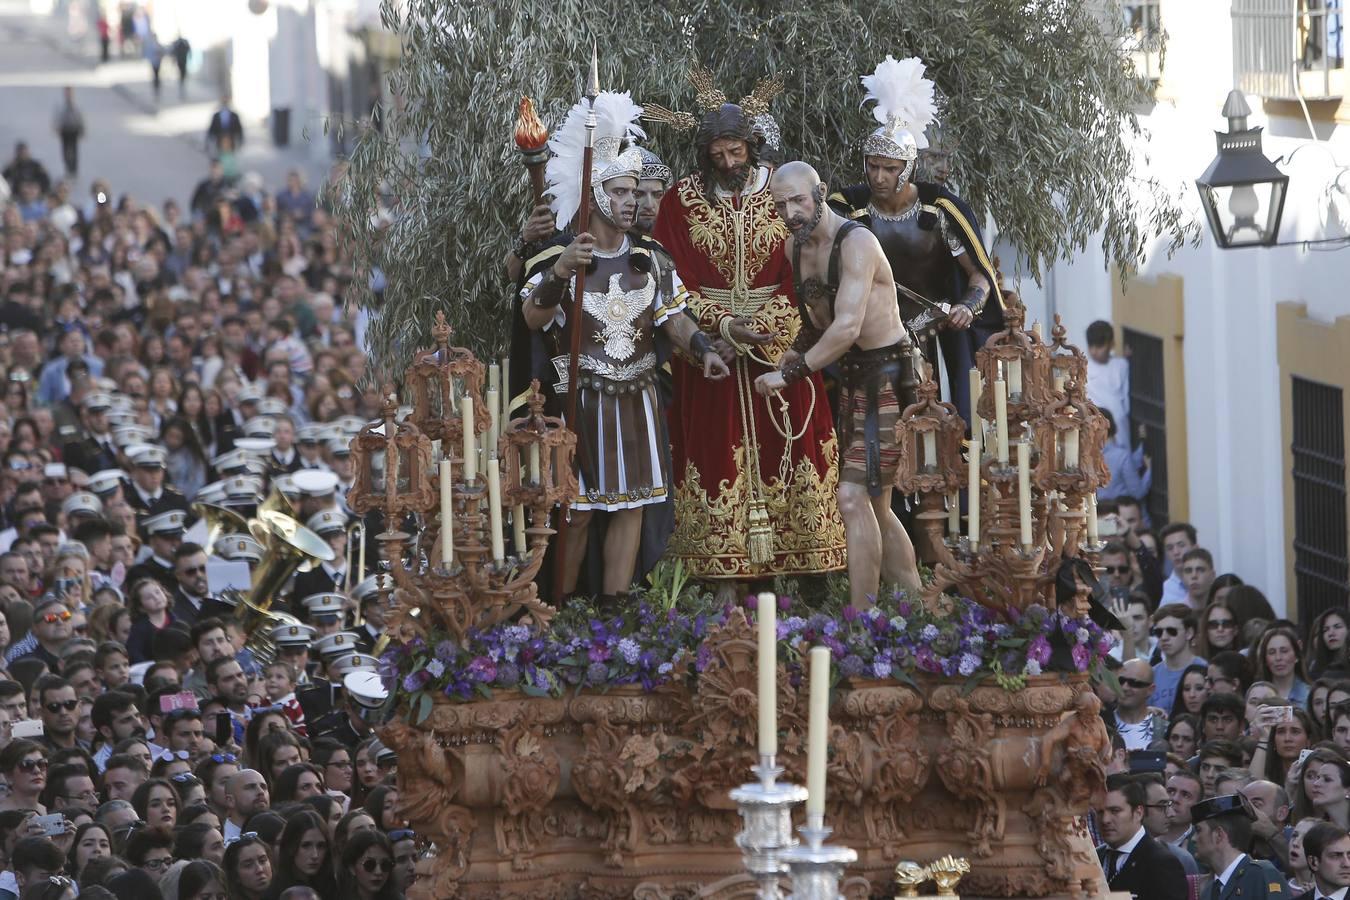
<box><xmin>1064</xmin><ymin>427</ymin><xmax>1080</xmax><ymax>469</ymax></box>
<box><xmin>948</xmin><ymin>490</ymin><xmax>959</xmax><ymax>535</ymax></box>
<box><xmin>968</xmin><ymin>437</ymin><xmax>981</xmax><ymax>548</ymax></box>
<box><xmin>487</xmin><ymin>456</ymin><xmax>505</xmax><ymax>563</ymax></box>
<box><xmin>499</xmin><ymin>358</ymin><xmax>510</xmax><ymax>421</ymax></box>
<box><xmin>922</xmin><ymin>430</ymin><xmax>937</xmax><ymax>471</ymax></box>
<box><xmin>968</xmin><ymin>367</ymin><xmax>983</xmax><ymax>438</ymax></box>
<box><xmin>513</xmin><ymin>503</ymin><xmax>527</xmax><ymax>554</ymax></box>
<box><xmin>1087</xmin><ymin>493</ymin><xmax>1099</xmax><ymax>544</ymax></box>
<box><xmin>1017</xmin><ymin>440</ymin><xmax>1032</xmax><ymax>548</ymax></box>
<box><xmin>1032</xmin><ymin>321</ymin><xmax>1043</xmax><ymax>341</ymax></box>
<box><xmin>461</xmin><ymin>396</ymin><xmax>477</xmax><ymax>481</ymax></box>
<box><xmin>1053</xmin><ymin>371</ymin><xmax>1066</xmax><ymax>393</ymax></box>
<box><xmin>993</xmin><ymin>378</ymin><xmax>1009</xmax><ymax>465</ymax></box>
<box><xmin>439</xmin><ymin>460</ymin><xmax>454</xmax><ymax>567</ymax></box>
<box><xmin>528</xmin><ymin>443</ymin><xmax>541</xmax><ymax>485</ymax></box>
<box><xmin>1009</xmin><ymin>358</ymin><xmax>1023</xmax><ymax>397</ymax></box>
<box><xmin>488</xmin><ymin>362</ymin><xmax>500</xmax><ymax>395</ymax></box>
<box><xmin>756</xmin><ymin>591</ymin><xmax>777</xmax><ymax>757</ymax></box>
<box><xmin>805</xmin><ymin>645</ymin><xmax>830</xmax><ymax>818</ymax></box>
<box><xmin>486</xmin><ymin>387</ymin><xmax>500</xmax><ymax>457</ymax></box>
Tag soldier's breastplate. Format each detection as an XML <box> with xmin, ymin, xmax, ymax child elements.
<box><xmin>872</xmin><ymin>216</ymin><xmax>954</xmax><ymax>302</ymax></box>
<box><xmin>577</xmin><ymin>257</ymin><xmax>657</xmax><ymax>380</ymax></box>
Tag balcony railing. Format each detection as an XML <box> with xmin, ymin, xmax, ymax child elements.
<box><xmin>1234</xmin><ymin>0</ymin><xmax>1345</xmax><ymax>100</ymax></box>
<box><xmin>1122</xmin><ymin>1</ymin><xmax>1165</xmax><ymax>80</ymax></box>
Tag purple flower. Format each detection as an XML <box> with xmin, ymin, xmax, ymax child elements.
<box><xmin>496</xmin><ymin>661</ymin><xmax>521</xmax><ymax>686</ymax></box>
<box><xmin>1071</xmin><ymin>643</ymin><xmax>1091</xmax><ymax>671</ymax></box>
<box><xmin>839</xmin><ymin>654</ymin><xmax>865</xmax><ymax>678</ymax></box>
<box><xmin>617</xmin><ymin>638</ymin><xmax>641</xmax><ymax>666</ymax></box>
<box><xmin>425</xmin><ymin>659</ymin><xmax>446</xmax><ymax>679</ymax></box>
<box><xmin>921</xmin><ymin>624</ymin><xmax>940</xmax><ymax>642</ymax></box>
<box><xmin>1028</xmin><ymin>635</ymin><xmax>1053</xmax><ymax>666</ymax></box>
<box><xmin>466</xmin><ymin>656</ymin><xmax>497</xmax><ymax>683</ymax></box>
<box><xmin>958</xmin><ymin>652</ymin><xmax>981</xmax><ymax>677</ymax></box>
<box><xmin>778</xmin><ymin>595</ymin><xmax>791</xmax><ymax>611</ymax></box>
<box><xmin>745</xmin><ymin>595</ymin><xmax>759</xmax><ymax>611</ymax></box>
<box><xmin>435</xmin><ymin>641</ymin><xmax>457</xmax><ymax>661</ymax></box>
<box><xmin>585</xmin><ymin>662</ymin><xmax>608</xmax><ymax>686</ymax></box>
<box><xmin>401</xmin><ymin>673</ymin><xmax>424</xmax><ymax>692</ymax></box>
<box><xmin>587</xmin><ymin>643</ymin><xmax>612</xmax><ymax>664</ymax></box>
<box><xmin>842</xmin><ymin>606</ymin><xmax>860</xmax><ymax>623</ymax></box>
<box><xmin>871</xmin><ymin>658</ymin><xmax>893</xmax><ymax>679</ymax></box>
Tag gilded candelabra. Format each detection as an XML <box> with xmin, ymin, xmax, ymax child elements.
<box><xmin>897</xmin><ymin>312</ymin><xmax>1110</xmax><ymax>619</ymax></box>
<box><xmin>347</xmin><ymin>313</ymin><xmax>578</xmax><ymax>646</ymax></box>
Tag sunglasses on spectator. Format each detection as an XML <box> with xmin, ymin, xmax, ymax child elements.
<box><xmin>17</xmin><ymin>757</ymin><xmax>47</xmax><ymax>772</ymax></box>
<box><xmin>1104</xmin><ymin>565</ymin><xmax>1130</xmax><ymax>575</ymax></box>
<box><xmin>115</xmin><ymin>821</ymin><xmax>147</xmax><ymax>838</ymax></box>
<box><xmin>171</xmin><ymin>773</ymin><xmax>201</xmax><ymax>785</ymax></box>
<box><xmin>361</xmin><ymin>857</ymin><xmax>394</xmax><ymax>874</ymax></box>
<box><xmin>180</xmin><ymin>565</ymin><xmax>206</xmax><ymax>575</ymax></box>
<box><xmin>1207</xmin><ymin>619</ymin><xmax>1236</xmax><ymax>630</ymax></box>
<box><xmin>1118</xmin><ymin>677</ymin><xmax>1152</xmax><ymax>689</ymax></box>
<box><xmin>225</xmin><ymin>831</ymin><xmax>260</xmax><ymax>847</ymax></box>
<box><xmin>45</xmin><ymin>700</ymin><xmax>78</xmax><ymax>713</ymax></box>
<box><xmin>210</xmin><ymin>753</ymin><xmax>238</xmax><ymax>764</ymax></box>
<box><xmin>387</xmin><ymin>829</ymin><xmax>415</xmax><ymax>842</ymax></box>
<box><xmin>1150</xmin><ymin>626</ymin><xmax>1181</xmax><ymax>638</ymax></box>
<box><xmin>39</xmin><ymin>611</ymin><xmax>72</xmax><ymax>624</ymax></box>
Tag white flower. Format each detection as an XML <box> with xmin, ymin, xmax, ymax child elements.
<box><xmin>425</xmin><ymin>659</ymin><xmax>446</xmax><ymax>678</ymax></box>
<box><xmin>1023</xmin><ymin>659</ymin><xmax>1043</xmax><ymax>676</ymax></box>
<box><xmin>1077</xmin><ymin>629</ymin><xmax>1091</xmax><ymax>645</ymax></box>
<box><xmin>890</xmin><ymin>616</ymin><xmax>908</xmax><ymax>632</ymax></box>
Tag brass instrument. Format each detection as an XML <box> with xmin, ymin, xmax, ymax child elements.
<box><xmin>230</xmin><ymin>512</ymin><xmax>336</xmax><ymax>664</ymax></box>
<box><xmin>193</xmin><ymin>502</ymin><xmax>250</xmax><ymax>550</ymax></box>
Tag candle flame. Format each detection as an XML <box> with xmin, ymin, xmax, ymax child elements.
<box><xmin>514</xmin><ymin>96</ymin><xmax>549</xmax><ymax>151</ymax></box>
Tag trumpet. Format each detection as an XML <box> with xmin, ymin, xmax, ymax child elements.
<box><xmin>345</xmin><ymin>519</ymin><xmax>366</xmax><ymax>586</ymax></box>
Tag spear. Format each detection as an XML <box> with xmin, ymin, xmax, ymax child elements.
<box><xmin>552</xmin><ymin>44</ymin><xmax>600</xmax><ymax>604</ymax></box>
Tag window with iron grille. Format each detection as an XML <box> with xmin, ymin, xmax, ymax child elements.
<box><xmin>1123</xmin><ymin>329</ymin><xmax>1168</xmax><ymax>527</ymax></box>
<box><xmin>1292</xmin><ymin>376</ymin><xmax>1349</xmax><ymax>622</ymax></box>
<box><xmin>1233</xmin><ymin>0</ymin><xmax>1345</xmax><ymax>100</ymax></box>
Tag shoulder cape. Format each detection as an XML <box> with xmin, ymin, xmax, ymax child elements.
<box><xmin>827</xmin><ymin>182</ymin><xmax>1005</xmax><ymax>326</ymax></box>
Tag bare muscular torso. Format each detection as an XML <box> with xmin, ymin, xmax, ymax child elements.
<box><xmin>788</xmin><ymin>211</ymin><xmax>904</xmax><ymax>354</ymax></box>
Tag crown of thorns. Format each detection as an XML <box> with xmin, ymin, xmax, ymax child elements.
<box><xmin>641</xmin><ymin>64</ymin><xmax>784</xmax><ymax>130</ymax></box>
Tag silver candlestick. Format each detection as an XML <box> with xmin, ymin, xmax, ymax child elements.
<box><xmin>780</xmin><ymin>812</ymin><xmax>857</xmax><ymax>900</ymax></box>
<box><xmin>729</xmin><ymin>755</ymin><xmax>809</xmax><ymax>900</ymax></box>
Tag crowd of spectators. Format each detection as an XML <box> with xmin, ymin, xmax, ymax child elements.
<box><xmin>0</xmin><ymin>137</ymin><xmax>419</xmax><ymax>900</ymax></box>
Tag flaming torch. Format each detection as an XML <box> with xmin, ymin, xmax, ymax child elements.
<box><xmin>514</xmin><ymin>96</ymin><xmax>551</xmax><ymax>205</ymax></box>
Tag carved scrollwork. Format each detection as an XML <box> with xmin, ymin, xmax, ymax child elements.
<box><xmin>936</xmin><ymin>698</ymin><xmax>1003</xmax><ymax>858</ymax></box>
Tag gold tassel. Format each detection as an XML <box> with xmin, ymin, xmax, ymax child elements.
<box><xmin>747</xmin><ymin>499</ymin><xmax>773</xmax><ymax>566</ymax></box>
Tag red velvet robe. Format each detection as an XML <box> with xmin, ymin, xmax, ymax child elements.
<box><xmin>653</xmin><ymin>168</ymin><xmax>846</xmax><ymax>579</ymax></box>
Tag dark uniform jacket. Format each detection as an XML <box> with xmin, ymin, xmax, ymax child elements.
<box><xmin>1203</xmin><ymin>854</ymin><xmax>1289</xmax><ymax>900</ymax></box>
<box><xmin>1097</xmin><ymin>832</ymin><xmax>1188</xmax><ymax>900</ymax></box>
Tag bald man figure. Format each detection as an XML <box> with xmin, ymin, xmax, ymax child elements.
<box><xmin>756</xmin><ymin>160</ymin><xmax>920</xmax><ymax>607</ymax></box>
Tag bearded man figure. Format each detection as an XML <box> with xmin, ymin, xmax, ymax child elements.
<box><xmin>756</xmin><ymin>162</ymin><xmax>921</xmax><ymax>608</ymax></box>
<box><xmin>829</xmin><ymin>57</ymin><xmax>1004</xmax><ymax>424</ymax></box>
<box><xmin>518</xmin><ymin>91</ymin><xmax>729</xmax><ymax>598</ymax></box>
<box><xmin>647</xmin><ymin>73</ymin><xmax>846</xmax><ymax>583</ymax></box>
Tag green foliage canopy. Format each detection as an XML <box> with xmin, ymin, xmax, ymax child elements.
<box><xmin>331</xmin><ymin>0</ymin><xmax>1193</xmax><ymax>376</ymax></box>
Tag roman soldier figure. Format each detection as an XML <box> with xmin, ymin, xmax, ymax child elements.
<box><xmin>828</xmin><ymin>56</ymin><xmax>1004</xmax><ymax>424</ymax></box>
<box><xmin>517</xmin><ymin>88</ymin><xmax>728</xmax><ymax>599</ymax></box>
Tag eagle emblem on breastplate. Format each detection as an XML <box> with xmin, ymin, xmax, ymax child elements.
<box><xmin>583</xmin><ymin>272</ymin><xmax>654</xmax><ymax>362</ymax></box>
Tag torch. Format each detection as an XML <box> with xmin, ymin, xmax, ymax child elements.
<box><xmin>551</xmin><ymin>46</ymin><xmax>600</xmax><ymax>604</ymax></box>
<box><xmin>514</xmin><ymin>96</ymin><xmax>551</xmax><ymax>205</ymax></box>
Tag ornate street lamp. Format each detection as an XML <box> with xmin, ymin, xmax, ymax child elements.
<box><xmin>1195</xmin><ymin>90</ymin><xmax>1289</xmax><ymax>249</ymax></box>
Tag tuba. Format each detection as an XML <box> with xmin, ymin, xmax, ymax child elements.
<box><xmin>230</xmin><ymin>512</ymin><xmax>335</xmax><ymax>664</ymax></box>
<box><xmin>193</xmin><ymin>502</ymin><xmax>250</xmax><ymax>551</ymax></box>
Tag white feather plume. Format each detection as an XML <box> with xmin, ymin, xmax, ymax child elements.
<box><xmin>860</xmin><ymin>55</ymin><xmax>938</xmax><ymax>150</ymax></box>
<box><xmin>546</xmin><ymin>91</ymin><xmax>647</xmax><ymax>230</ymax></box>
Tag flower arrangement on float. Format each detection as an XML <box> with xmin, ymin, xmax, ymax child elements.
<box><xmin>383</xmin><ymin>587</ymin><xmax>1113</xmax><ymax>722</ymax></box>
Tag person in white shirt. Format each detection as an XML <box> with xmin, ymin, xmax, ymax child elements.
<box><xmin>1086</xmin><ymin>320</ymin><xmax>1130</xmax><ymax>448</ymax></box>
<box><xmin>1160</xmin><ymin>521</ymin><xmax>1199</xmax><ymax>605</ymax></box>
<box><xmin>1303</xmin><ymin>821</ymin><xmax>1350</xmax><ymax>900</ymax></box>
